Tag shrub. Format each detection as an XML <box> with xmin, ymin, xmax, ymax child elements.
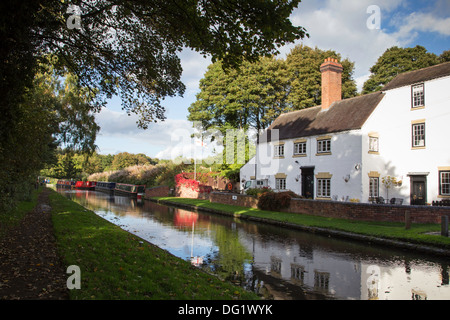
<box><xmin>257</xmin><ymin>190</ymin><xmax>301</xmax><ymax>211</ymax></box>
<box><xmin>257</xmin><ymin>192</ymin><xmax>280</xmax><ymax>211</ymax></box>
<box><xmin>245</xmin><ymin>187</ymin><xmax>272</xmax><ymax>197</ymax></box>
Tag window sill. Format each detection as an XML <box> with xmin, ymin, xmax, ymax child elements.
<box><xmin>411</xmin><ymin>146</ymin><xmax>426</xmax><ymax>150</ymax></box>
<box><xmin>411</xmin><ymin>106</ymin><xmax>425</xmax><ymax>111</ymax></box>
<box><xmin>316</xmin><ymin>197</ymin><xmax>331</xmax><ymax>200</ymax></box>
<box><xmin>292</xmin><ymin>154</ymin><xmax>307</xmax><ymax>158</ymax></box>
<box><xmin>316</xmin><ymin>152</ymin><xmax>332</xmax><ymax>156</ymax></box>
<box><xmin>368</xmin><ymin>151</ymin><xmax>379</xmax><ymax>155</ymax></box>
<box><xmin>273</xmin><ymin>156</ymin><xmax>285</xmax><ymax>159</ymax></box>
<box><xmin>438</xmin><ymin>195</ymin><xmax>450</xmax><ymax>199</ymax></box>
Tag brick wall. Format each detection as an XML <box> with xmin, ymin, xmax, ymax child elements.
<box><xmin>210</xmin><ymin>192</ymin><xmax>450</xmax><ymax>224</ymax></box>
<box><xmin>145</xmin><ymin>185</ymin><xmax>170</xmax><ymax>198</ymax></box>
<box><xmin>210</xmin><ymin>192</ymin><xmax>258</xmax><ymax>208</ymax></box>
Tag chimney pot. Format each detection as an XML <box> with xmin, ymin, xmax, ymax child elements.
<box><xmin>320</xmin><ymin>57</ymin><xmax>343</xmax><ymax>111</ymax></box>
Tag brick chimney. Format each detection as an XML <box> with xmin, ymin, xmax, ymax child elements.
<box><xmin>320</xmin><ymin>57</ymin><xmax>343</xmax><ymax>111</ymax></box>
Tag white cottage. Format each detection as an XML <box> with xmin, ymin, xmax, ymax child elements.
<box><xmin>240</xmin><ymin>59</ymin><xmax>450</xmax><ymax>205</ymax></box>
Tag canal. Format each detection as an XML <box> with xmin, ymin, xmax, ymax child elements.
<box><xmin>58</xmin><ymin>189</ymin><xmax>450</xmax><ymax>300</ymax></box>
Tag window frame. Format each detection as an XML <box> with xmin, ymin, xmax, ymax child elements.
<box><xmin>369</xmin><ymin>177</ymin><xmax>379</xmax><ymax>199</ymax></box>
<box><xmin>412</xmin><ymin>122</ymin><xmax>426</xmax><ymax>148</ymax></box>
<box><xmin>293</xmin><ymin>141</ymin><xmax>307</xmax><ymax>156</ymax></box>
<box><xmin>317</xmin><ymin>139</ymin><xmax>331</xmax><ymax>154</ymax></box>
<box><xmin>439</xmin><ymin>171</ymin><xmax>450</xmax><ymax>196</ymax></box>
<box><xmin>316</xmin><ymin>178</ymin><xmax>331</xmax><ymax>198</ymax></box>
<box><xmin>369</xmin><ymin>136</ymin><xmax>379</xmax><ymax>153</ymax></box>
<box><xmin>274</xmin><ymin>144</ymin><xmax>284</xmax><ymax>157</ymax></box>
<box><xmin>275</xmin><ymin>178</ymin><xmax>286</xmax><ymax>190</ymax></box>
<box><xmin>411</xmin><ymin>83</ymin><xmax>425</xmax><ymax>109</ymax></box>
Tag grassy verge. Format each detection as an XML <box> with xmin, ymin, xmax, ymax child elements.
<box><xmin>49</xmin><ymin>190</ymin><xmax>259</xmax><ymax>300</ymax></box>
<box><xmin>152</xmin><ymin>197</ymin><xmax>450</xmax><ymax>250</ymax></box>
<box><xmin>0</xmin><ymin>187</ymin><xmax>40</xmax><ymax>240</ymax></box>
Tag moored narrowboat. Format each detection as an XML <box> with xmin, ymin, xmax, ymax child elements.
<box><xmin>95</xmin><ymin>181</ymin><xmax>116</xmax><ymax>194</ymax></box>
<box><xmin>114</xmin><ymin>183</ymin><xmax>145</xmax><ymax>198</ymax></box>
<box><xmin>74</xmin><ymin>181</ymin><xmax>97</xmax><ymax>190</ymax></box>
<box><xmin>56</xmin><ymin>179</ymin><xmax>75</xmax><ymax>189</ymax></box>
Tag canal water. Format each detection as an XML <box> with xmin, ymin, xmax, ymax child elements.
<box><xmin>58</xmin><ymin>189</ymin><xmax>450</xmax><ymax>300</ymax></box>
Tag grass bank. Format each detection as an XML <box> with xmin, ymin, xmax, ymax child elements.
<box><xmin>49</xmin><ymin>190</ymin><xmax>259</xmax><ymax>300</ymax></box>
<box><xmin>152</xmin><ymin>197</ymin><xmax>450</xmax><ymax>251</ymax></box>
<box><xmin>0</xmin><ymin>187</ymin><xmax>40</xmax><ymax>240</ymax></box>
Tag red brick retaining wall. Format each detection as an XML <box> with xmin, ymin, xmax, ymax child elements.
<box><xmin>145</xmin><ymin>185</ymin><xmax>170</xmax><ymax>198</ymax></box>
<box><xmin>210</xmin><ymin>192</ymin><xmax>450</xmax><ymax>224</ymax></box>
<box><xmin>210</xmin><ymin>192</ymin><xmax>258</xmax><ymax>208</ymax></box>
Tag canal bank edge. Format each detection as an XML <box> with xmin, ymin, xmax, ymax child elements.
<box><xmin>148</xmin><ymin>198</ymin><xmax>450</xmax><ymax>258</ymax></box>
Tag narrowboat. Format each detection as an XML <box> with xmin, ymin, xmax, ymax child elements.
<box><xmin>56</xmin><ymin>180</ymin><xmax>75</xmax><ymax>189</ymax></box>
<box><xmin>114</xmin><ymin>183</ymin><xmax>146</xmax><ymax>198</ymax></box>
<box><xmin>95</xmin><ymin>181</ymin><xmax>116</xmax><ymax>194</ymax></box>
<box><xmin>74</xmin><ymin>181</ymin><xmax>97</xmax><ymax>190</ymax></box>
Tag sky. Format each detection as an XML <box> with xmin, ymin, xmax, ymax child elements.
<box><xmin>94</xmin><ymin>0</ymin><xmax>450</xmax><ymax>159</ymax></box>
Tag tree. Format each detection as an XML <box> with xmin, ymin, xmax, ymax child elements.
<box><xmin>189</xmin><ymin>45</ymin><xmax>357</xmax><ymax>136</ymax></box>
<box><xmin>1</xmin><ymin>0</ymin><xmax>307</xmax><ymax>130</ymax></box>
<box><xmin>0</xmin><ymin>56</ymin><xmax>98</xmax><ymax>212</ymax></box>
<box><xmin>111</xmin><ymin>152</ymin><xmax>153</xmax><ymax>170</ymax></box>
<box><xmin>285</xmin><ymin>45</ymin><xmax>357</xmax><ymax>109</ymax></box>
<box><xmin>440</xmin><ymin>50</ymin><xmax>450</xmax><ymax>63</ymax></box>
<box><xmin>189</xmin><ymin>56</ymin><xmax>290</xmax><ymax>134</ymax></box>
<box><xmin>362</xmin><ymin>46</ymin><xmax>441</xmax><ymax>94</ymax></box>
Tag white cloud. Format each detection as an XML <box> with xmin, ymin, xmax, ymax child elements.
<box><xmin>286</xmin><ymin>0</ymin><xmax>403</xmax><ymax>86</ymax></box>
<box><xmin>96</xmin><ymin>108</ymin><xmax>223</xmax><ymax>159</ymax></box>
<box><xmin>392</xmin><ymin>12</ymin><xmax>450</xmax><ymax>42</ymax></box>
<box><xmin>179</xmin><ymin>48</ymin><xmax>211</xmax><ymax>95</ymax></box>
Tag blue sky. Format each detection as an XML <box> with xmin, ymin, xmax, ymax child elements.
<box><xmin>95</xmin><ymin>0</ymin><xmax>450</xmax><ymax>159</ymax></box>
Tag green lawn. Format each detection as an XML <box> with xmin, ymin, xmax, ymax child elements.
<box><xmin>152</xmin><ymin>197</ymin><xmax>450</xmax><ymax>250</ymax></box>
<box><xmin>0</xmin><ymin>187</ymin><xmax>40</xmax><ymax>240</ymax></box>
<box><xmin>49</xmin><ymin>190</ymin><xmax>259</xmax><ymax>300</ymax></box>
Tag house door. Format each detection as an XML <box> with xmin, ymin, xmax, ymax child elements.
<box><xmin>410</xmin><ymin>175</ymin><xmax>427</xmax><ymax>205</ymax></box>
<box><xmin>301</xmin><ymin>167</ymin><xmax>314</xmax><ymax>199</ymax></box>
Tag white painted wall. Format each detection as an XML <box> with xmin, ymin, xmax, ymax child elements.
<box><xmin>362</xmin><ymin>75</ymin><xmax>450</xmax><ymax>204</ymax></box>
<box><xmin>241</xmin><ymin>129</ymin><xmax>364</xmax><ymax>201</ymax></box>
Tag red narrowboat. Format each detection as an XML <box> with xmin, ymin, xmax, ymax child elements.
<box><xmin>74</xmin><ymin>181</ymin><xmax>97</xmax><ymax>190</ymax></box>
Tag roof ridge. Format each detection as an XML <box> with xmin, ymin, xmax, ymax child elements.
<box><xmin>382</xmin><ymin>61</ymin><xmax>450</xmax><ymax>91</ymax></box>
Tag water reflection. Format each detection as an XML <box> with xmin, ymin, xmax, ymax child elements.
<box><xmin>59</xmin><ymin>189</ymin><xmax>450</xmax><ymax>300</ymax></box>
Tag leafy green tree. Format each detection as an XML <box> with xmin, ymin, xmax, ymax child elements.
<box><xmin>440</xmin><ymin>50</ymin><xmax>450</xmax><ymax>63</ymax></box>
<box><xmin>54</xmin><ymin>152</ymin><xmax>82</xmax><ymax>179</ymax></box>
<box><xmin>0</xmin><ymin>56</ymin><xmax>98</xmax><ymax>212</ymax></box>
<box><xmin>189</xmin><ymin>56</ymin><xmax>290</xmax><ymax>135</ymax></box>
<box><xmin>285</xmin><ymin>45</ymin><xmax>358</xmax><ymax>109</ymax></box>
<box><xmin>100</xmin><ymin>154</ymin><xmax>115</xmax><ymax>172</ymax></box>
<box><xmin>1</xmin><ymin>0</ymin><xmax>307</xmax><ymax>130</ymax></box>
<box><xmin>1</xmin><ymin>0</ymin><xmax>307</xmax><ymax>211</ymax></box>
<box><xmin>111</xmin><ymin>152</ymin><xmax>153</xmax><ymax>170</ymax></box>
<box><xmin>362</xmin><ymin>46</ymin><xmax>441</xmax><ymax>93</ymax></box>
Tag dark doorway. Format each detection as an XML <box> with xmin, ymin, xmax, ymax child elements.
<box><xmin>410</xmin><ymin>175</ymin><xmax>427</xmax><ymax>205</ymax></box>
<box><xmin>301</xmin><ymin>167</ymin><xmax>315</xmax><ymax>199</ymax></box>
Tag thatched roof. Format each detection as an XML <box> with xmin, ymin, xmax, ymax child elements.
<box><xmin>264</xmin><ymin>92</ymin><xmax>385</xmax><ymax>142</ymax></box>
<box><xmin>382</xmin><ymin>61</ymin><xmax>450</xmax><ymax>91</ymax></box>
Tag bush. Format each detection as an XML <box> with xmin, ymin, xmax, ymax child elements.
<box><xmin>245</xmin><ymin>187</ymin><xmax>272</xmax><ymax>197</ymax></box>
<box><xmin>257</xmin><ymin>190</ymin><xmax>302</xmax><ymax>211</ymax></box>
<box><xmin>257</xmin><ymin>192</ymin><xmax>280</xmax><ymax>211</ymax></box>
